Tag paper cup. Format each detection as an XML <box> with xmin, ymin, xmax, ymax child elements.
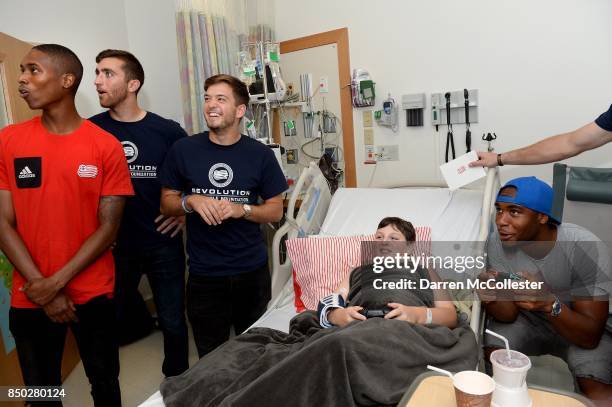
<box><xmin>490</xmin><ymin>349</ymin><xmax>531</xmax><ymax>389</ymax></box>
<box><xmin>453</xmin><ymin>370</ymin><xmax>496</xmax><ymax>407</ymax></box>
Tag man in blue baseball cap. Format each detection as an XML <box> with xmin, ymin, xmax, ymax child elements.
<box><xmin>482</xmin><ymin>176</ymin><xmax>612</xmax><ymax>403</ymax></box>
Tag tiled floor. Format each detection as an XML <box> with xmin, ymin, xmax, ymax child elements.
<box><xmin>62</xmin><ymin>329</ymin><xmax>199</xmax><ymax>407</ymax></box>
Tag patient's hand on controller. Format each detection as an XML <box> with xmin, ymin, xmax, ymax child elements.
<box><xmin>328</xmin><ymin>306</ymin><xmax>367</xmax><ymax>327</ymax></box>
<box><xmin>384</xmin><ymin>303</ymin><xmax>422</xmax><ymax>323</ymax></box>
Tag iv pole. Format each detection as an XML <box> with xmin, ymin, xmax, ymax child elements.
<box><xmin>259</xmin><ymin>41</ymin><xmax>273</xmax><ymax>144</ymax></box>
<box><xmin>242</xmin><ymin>40</ymin><xmax>276</xmax><ymax>144</ymax></box>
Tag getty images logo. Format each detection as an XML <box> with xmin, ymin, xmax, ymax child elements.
<box><xmin>18</xmin><ymin>166</ymin><xmax>36</xmax><ymax>179</ymax></box>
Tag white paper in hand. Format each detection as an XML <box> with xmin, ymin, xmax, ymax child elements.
<box><xmin>440</xmin><ymin>151</ymin><xmax>486</xmax><ymax>191</ymax></box>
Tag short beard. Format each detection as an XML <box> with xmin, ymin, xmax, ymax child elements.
<box><xmin>206</xmin><ymin>117</ymin><xmax>236</xmax><ymax>132</ymax></box>
<box><xmin>206</xmin><ymin>123</ymin><xmax>224</xmax><ymax>132</ymax></box>
<box><xmin>101</xmin><ymin>89</ymin><xmax>128</xmax><ymax>109</ymax></box>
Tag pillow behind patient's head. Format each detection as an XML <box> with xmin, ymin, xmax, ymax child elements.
<box><xmin>286</xmin><ymin>227</ymin><xmax>431</xmax><ymax>312</ymax></box>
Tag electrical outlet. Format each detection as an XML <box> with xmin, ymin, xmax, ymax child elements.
<box><xmin>364</xmin><ymin>145</ymin><xmax>376</xmax><ymax>164</ymax></box>
<box><xmin>376</xmin><ymin>145</ymin><xmax>399</xmax><ymax>161</ymax></box>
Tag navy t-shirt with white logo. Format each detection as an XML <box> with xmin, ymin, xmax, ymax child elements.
<box><xmin>595</xmin><ymin>104</ymin><xmax>612</xmax><ymax>131</ymax></box>
<box><xmin>159</xmin><ymin>132</ymin><xmax>288</xmax><ymax>276</ymax></box>
<box><xmin>90</xmin><ymin>111</ymin><xmax>187</xmax><ymax>250</ymax></box>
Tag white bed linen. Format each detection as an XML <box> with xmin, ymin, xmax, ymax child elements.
<box><xmin>138</xmin><ymin>187</ymin><xmax>485</xmax><ymax>407</ymax></box>
<box><xmin>320</xmin><ymin>187</ymin><xmax>483</xmax><ymax>241</ymax></box>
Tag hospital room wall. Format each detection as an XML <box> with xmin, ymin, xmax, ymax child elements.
<box><xmin>121</xmin><ymin>0</ymin><xmax>184</xmax><ymax>125</ymax></box>
<box><xmin>2</xmin><ymin>0</ymin><xmax>611</xmax><ymax>187</ymax></box>
<box><xmin>0</xmin><ymin>0</ymin><xmax>130</xmax><ymax>118</ymax></box>
<box><xmin>275</xmin><ymin>0</ymin><xmax>612</xmax><ymax>187</ymax></box>
<box><xmin>0</xmin><ymin>0</ymin><xmax>184</xmax><ymax>125</ymax></box>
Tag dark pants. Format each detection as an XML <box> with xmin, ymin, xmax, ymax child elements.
<box><xmin>113</xmin><ymin>239</ymin><xmax>189</xmax><ymax>377</ymax></box>
<box><xmin>9</xmin><ymin>296</ymin><xmax>121</xmax><ymax>407</ymax></box>
<box><xmin>187</xmin><ymin>265</ymin><xmax>271</xmax><ymax>358</ymax></box>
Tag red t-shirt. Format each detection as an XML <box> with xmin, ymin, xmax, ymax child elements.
<box><xmin>0</xmin><ymin>117</ymin><xmax>134</xmax><ymax>308</ymax></box>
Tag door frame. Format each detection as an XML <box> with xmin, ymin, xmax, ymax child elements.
<box><xmin>280</xmin><ymin>28</ymin><xmax>356</xmax><ymax>187</ymax></box>
<box><xmin>0</xmin><ymin>32</ymin><xmax>39</xmax><ymax>123</ymax></box>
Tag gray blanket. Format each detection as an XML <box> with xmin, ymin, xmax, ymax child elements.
<box><xmin>161</xmin><ymin>311</ymin><xmax>478</xmax><ymax>407</ymax></box>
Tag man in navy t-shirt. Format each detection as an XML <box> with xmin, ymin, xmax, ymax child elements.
<box><xmin>160</xmin><ymin>74</ymin><xmax>287</xmax><ymax>357</ymax></box>
<box><xmin>471</xmin><ymin>104</ymin><xmax>612</xmax><ymax>167</ymax></box>
<box><xmin>90</xmin><ymin>49</ymin><xmax>189</xmax><ymax>376</ymax></box>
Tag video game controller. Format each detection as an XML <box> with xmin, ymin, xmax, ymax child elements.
<box><xmin>494</xmin><ymin>271</ymin><xmax>525</xmax><ymax>282</ymax></box>
<box><xmin>359</xmin><ymin>306</ymin><xmax>392</xmax><ymax>319</ymax></box>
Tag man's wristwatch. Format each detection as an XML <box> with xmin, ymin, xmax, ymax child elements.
<box><xmin>242</xmin><ymin>204</ymin><xmax>252</xmax><ymax>219</ymax></box>
<box><xmin>550</xmin><ymin>296</ymin><xmax>562</xmax><ymax>317</ymax></box>
<box><xmin>497</xmin><ymin>153</ymin><xmax>504</xmax><ymax>167</ymax></box>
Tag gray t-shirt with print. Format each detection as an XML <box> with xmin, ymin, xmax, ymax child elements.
<box><xmin>486</xmin><ymin>223</ymin><xmax>611</xmax><ymax>315</ymax></box>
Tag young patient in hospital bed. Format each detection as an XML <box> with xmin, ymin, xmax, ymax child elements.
<box><xmin>160</xmin><ymin>217</ymin><xmax>478</xmax><ymax>407</ymax></box>
<box><xmin>323</xmin><ymin>217</ymin><xmax>459</xmax><ymax>330</ymax></box>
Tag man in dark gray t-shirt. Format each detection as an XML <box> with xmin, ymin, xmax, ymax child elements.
<box><xmin>482</xmin><ymin>176</ymin><xmax>611</xmax><ymax>403</ymax></box>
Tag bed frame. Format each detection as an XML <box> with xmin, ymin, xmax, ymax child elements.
<box><xmin>270</xmin><ymin>163</ymin><xmax>501</xmax><ymax>335</ymax></box>
<box><xmin>138</xmin><ymin>167</ymin><xmax>501</xmax><ymax>407</ymax></box>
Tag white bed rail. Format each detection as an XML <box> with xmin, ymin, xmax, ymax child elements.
<box><xmin>270</xmin><ymin>163</ymin><xmax>332</xmax><ymax>303</ymax></box>
<box><xmin>270</xmin><ymin>223</ymin><xmax>294</xmax><ymax>305</ymax></box>
<box><xmin>470</xmin><ymin>167</ymin><xmax>501</xmax><ymax>335</ymax></box>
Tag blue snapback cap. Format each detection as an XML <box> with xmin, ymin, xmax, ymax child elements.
<box><xmin>496</xmin><ymin>176</ymin><xmax>561</xmax><ymax>224</ymax></box>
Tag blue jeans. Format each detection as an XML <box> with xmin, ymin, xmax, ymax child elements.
<box><xmin>113</xmin><ymin>239</ymin><xmax>189</xmax><ymax>377</ymax></box>
<box><xmin>186</xmin><ymin>264</ymin><xmax>271</xmax><ymax>358</ymax></box>
<box><xmin>10</xmin><ymin>296</ymin><xmax>121</xmax><ymax>407</ymax></box>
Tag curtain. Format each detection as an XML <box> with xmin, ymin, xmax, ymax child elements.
<box><xmin>175</xmin><ymin>0</ymin><xmax>275</xmax><ymax>135</ymax></box>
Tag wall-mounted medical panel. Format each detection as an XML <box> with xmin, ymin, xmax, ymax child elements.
<box><xmin>431</xmin><ymin>89</ymin><xmax>478</xmax><ymax>126</ymax></box>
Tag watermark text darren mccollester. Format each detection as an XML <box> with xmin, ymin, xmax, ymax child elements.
<box><xmin>372</xmin><ymin>278</ymin><xmax>544</xmax><ymax>291</ymax></box>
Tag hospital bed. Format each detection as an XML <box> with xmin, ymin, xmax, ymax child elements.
<box><xmin>139</xmin><ymin>163</ymin><xmax>500</xmax><ymax>407</ymax></box>
<box><xmin>265</xmin><ymin>162</ymin><xmax>500</xmax><ymax>334</ymax></box>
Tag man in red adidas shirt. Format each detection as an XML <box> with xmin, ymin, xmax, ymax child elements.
<box><xmin>0</xmin><ymin>44</ymin><xmax>133</xmax><ymax>407</ymax></box>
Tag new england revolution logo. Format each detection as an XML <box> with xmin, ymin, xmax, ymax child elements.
<box><xmin>121</xmin><ymin>141</ymin><xmax>138</xmax><ymax>163</ymax></box>
<box><xmin>208</xmin><ymin>163</ymin><xmax>233</xmax><ymax>188</ymax></box>
<box><xmin>77</xmin><ymin>164</ymin><xmax>98</xmax><ymax>178</ymax></box>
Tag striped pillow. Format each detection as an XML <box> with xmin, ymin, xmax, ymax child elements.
<box><xmin>286</xmin><ymin>227</ymin><xmax>431</xmax><ymax>312</ymax></box>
